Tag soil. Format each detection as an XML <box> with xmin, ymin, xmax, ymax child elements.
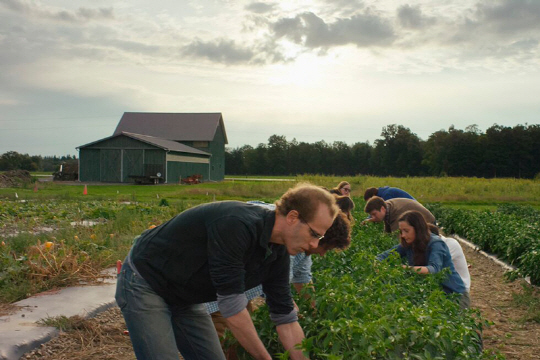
<box><xmin>19</xmin><ymin>243</ymin><xmax>540</xmax><ymax>360</ymax></box>
<box><xmin>0</xmin><ymin>170</ymin><xmax>32</xmax><ymax>188</ymax></box>
<box><xmin>463</xmin><ymin>244</ymin><xmax>540</xmax><ymax>360</ymax></box>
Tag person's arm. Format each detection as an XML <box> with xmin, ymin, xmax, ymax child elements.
<box><xmin>276</xmin><ymin>321</ymin><xmax>308</xmax><ymax>360</ymax></box>
<box><xmin>225</xmin><ymin>309</ymin><xmax>272</xmax><ymax>360</ymax></box>
<box><xmin>404</xmin><ymin>265</ymin><xmax>430</xmax><ymax>274</ymax></box>
<box><xmin>263</xmin><ymin>248</ymin><xmax>306</xmax><ymax>357</ymax></box>
<box><xmin>361</xmin><ymin>216</ymin><xmax>377</xmax><ymax>225</ymax></box>
<box><xmin>376</xmin><ymin>245</ymin><xmax>403</xmax><ymax>261</ymax></box>
<box><xmin>291</xmin><ymin>254</ymin><xmax>315</xmax><ymax>306</ymax></box>
<box><xmin>405</xmin><ymin>241</ymin><xmax>446</xmax><ymax>275</ymax></box>
<box><xmin>207</xmin><ymin>218</ymin><xmax>273</xmax><ymax>359</ymax></box>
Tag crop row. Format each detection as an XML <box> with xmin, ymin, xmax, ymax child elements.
<box><xmin>0</xmin><ymin>198</ymin><xmax>201</xmax><ymax>302</ymax></box>
<box><xmin>427</xmin><ymin>204</ymin><xmax>540</xmax><ymax>285</ymax></box>
<box><xmin>230</xmin><ymin>223</ymin><xmax>501</xmax><ymax>359</ymax></box>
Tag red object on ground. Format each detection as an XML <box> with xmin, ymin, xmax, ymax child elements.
<box><xmin>116</xmin><ymin>260</ymin><xmax>122</xmax><ymax>274</ymax></box>
<box><xmin>83</xmin><ymin>184</ymin><xmax>88</xmax><ymax>195</ymax></box>
<box><xmin>123</xmin><ymin>330</ymin><xmax>129</xmax><ymax>335</ymax></box>
<box><xmin>33</xmin><ymin>183</ymin><xmax>38</xmax><ymax>192</ymax></box>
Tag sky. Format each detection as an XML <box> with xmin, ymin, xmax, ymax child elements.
<box><xmin>1</xmin><ymin>0</ymin><xmax>540</xmax><ymax>156</ymax></box>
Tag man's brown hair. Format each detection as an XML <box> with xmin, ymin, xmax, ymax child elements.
<box><xmin>275</xmin><ymin>183</ymin><xmax>339</xmax><ymax>222</ymax></box>
<box><xmin>363</xmin><ymin>187</ymin><xmax>378</xmax><ymax>201</ymax></box>
<box><xmin>364</xmin><ymin>196</ymin><xmax>386</xmax><ymax>214</ymax></box>
<box><xmin>334</xmin><ymin>195</ymin><xmax>355</xmax><ymax>222</ymax></box>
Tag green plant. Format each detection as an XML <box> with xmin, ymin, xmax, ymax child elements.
<box><xmin>512</xmin><ymin>283</ymin><xmax>540</xmax><ymax>324</ymax></box>
<box><xmin>230</xmin><ymin>220</ymin><xmax>495</xmax><ymax>359</ymax></box>
<box><xmin>427</xmin><ymin>204</ymin><xmax>540</xmax><ymax>285</ymax></box>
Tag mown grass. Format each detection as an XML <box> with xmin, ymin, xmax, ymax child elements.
<box><xmin>1</xmin><ymin>175</ymin><xmax>539</xmax><ymax>207</ymax></box>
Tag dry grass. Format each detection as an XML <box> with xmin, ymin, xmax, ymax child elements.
<box><xmin>26</xmin><ymin>307</ymin><xmax>137</xmax><ymax>360</ymax></box>
<box><xmin>26</xmin><ymin>241</ymin><xmax>103</xmax><ymax>287</ymax></box>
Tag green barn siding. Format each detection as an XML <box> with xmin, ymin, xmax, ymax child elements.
<box><xmin>79</xmin><ymin>129</ymin><xmax>223</xmax><ymax>183</ymax></box>
<box><xmin>100</xmin><ymin>149</ymin><xmax>121</xmax><ymax>182</ymax></box>
<box><xmin>179</xmin><ymin>125</ymin><xmax>226</xmax><ymax>181</ymax></box>
<box><xmin>123</xmin><ymin>149</ymin><xmax>144</xmax><ymax>182</ymax></box>
<box><xmin>143</xmin><ymin>150</ymin><xmax>166</xmax><ymax>181</ymax></box>
<box><xmin>167</xmin><ymin>162</ymin><xmax>210</xmax><ymax>183</ymax></box>
<box><xmin>79</xmin><ymin>149</ymin><xmax>100</xmax><ymax>181</ymax></box>
<box><xmin>208</xmin><ymin>123</ymin><xmax>226</xmax><ymax>181</ymax></box>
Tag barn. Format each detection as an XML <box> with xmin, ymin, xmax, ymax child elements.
<box><xmin>77</xmin><ymin>113</ymin><xmax>227</xmax><ymax>183</ymax></box>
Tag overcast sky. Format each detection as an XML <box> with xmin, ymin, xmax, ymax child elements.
<box><xmin>1</xmin><ymin>0</ymin><xmax>539</xmax><ymax>156</ymax></box>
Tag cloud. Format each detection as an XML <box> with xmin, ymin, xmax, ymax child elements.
<box><xmin>182</xmin><ymin>39</ymin><xmax>257</xmax><ymax>64</ymax></box>
<box><xmin>272</xmin><ymin>11</ymin><xmax>395</xmax><ymax>49</ymax></box>
<box><xmin>0</xmin><ymin>0</ymin><xmax>114</xmax><ymax>22</ymax></box>
<box><xmin>397</xmin><ymin>4</ymin><xmax>436</xmax><ymax>29</ymax></box>
<box><xmin>245</xmin><ymin>2</ymin><xmax>276</xmax><ymax>14</ymax></box>
<box><xmin>474</xmin><ymin>0</ymin><xmax>540</xmax><ymax>35</ymax></box>
<box><xmin>434</xmin><ymin>0</ymin><xmax>540</xmax><ymax>64</ymax></box>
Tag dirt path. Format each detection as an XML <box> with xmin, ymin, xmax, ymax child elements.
<box><xmin>20</xmin><ymin>243</ymin><xmax>540</xmax><ymax>360</ymax></box>
<box><xmin>463</xmin><ymin>244</ymin><xmax>540</xmax><ymax>360</ymax></box>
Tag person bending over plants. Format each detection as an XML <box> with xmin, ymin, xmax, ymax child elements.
<box><xmin>116</xmin><ymin>184</ymin><xmax>342</xmax><ymax>360</ymax></box>
<box><xmin>376</xmin><ymin>210</ymin><xmax>468</xmax><ymax>309</ymax></box>
<box><xmin>329</xmin><ymin>181</ymin><xmax>351</xmax><ymax>197</ymax></box>
<box><xmin>363</xmin><ymin>196</ymin><xmax>435</xmax><ymax>232</ymax></box>
<box><xmin>206</xmin><ymin>200</ymin><xmax>352</xmax><ymax>359</ymax></box>
<box><xmin>428</xmin><ymin>224</ymin><xmax>471</xmax><ymax>309</ymax></box>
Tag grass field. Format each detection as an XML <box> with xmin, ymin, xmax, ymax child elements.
<box><xmin>2</xmin><ymin>175</ymin><xmax>539</xmax><ymax>209</ymax></box>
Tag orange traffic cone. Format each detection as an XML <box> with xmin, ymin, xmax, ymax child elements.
<box><xmin>83</xmin><ymin>184</ymin><xmax>88</xmax><ymax>195</ymax></box>
<box><xmin>33</xmin><ymin>183</ymin><xmax>38</xmax><ymax>192</ymax></box>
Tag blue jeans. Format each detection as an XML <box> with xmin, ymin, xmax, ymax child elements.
<box><xmin>115</xmin><ymin>261</ymin><xmax>226</xmax><ymax>360</ymax></box>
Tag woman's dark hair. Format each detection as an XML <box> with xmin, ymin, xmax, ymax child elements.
<box><xmin>334</xmin><ymin>195</ymin><xmax>355</xmax><ymax>222</ymax></box>
<box><xmin>398</xmin><ymin>211</ymin><xmax>431</xmax><ymax>266</ymax></box>
<box><xmin>363</xmin><ymin>187</ymin><xmax>378</xmax><ymax>201</ymax></box>
<box><xmin>319</xmin><ymin>212</ymin><xmax>351</xmax><ymax>250</ymax></box>
<box><xmin>428</xmin><ymin>223</ymin><xmax>440</xmax><ymax>236</ymax></box>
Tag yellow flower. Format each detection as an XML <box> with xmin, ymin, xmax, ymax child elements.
<box><xmin>45</xmin><ymin>242</ymin><xmax>54</xmax><ymax>250</ymax></box>
<box><xmin>74</xmin><ymin>235</ymin><xmax>79</xmax><ymax>241</ymax></box>
<box><xmin>148</xmin><ymin>224</ymin><xmax>157</xmax><ymax>229</ymax></box>
<box><xmin>90</xmin><ymin>234</ymin><xmax>96</xmax><ymax>240</ymax></box>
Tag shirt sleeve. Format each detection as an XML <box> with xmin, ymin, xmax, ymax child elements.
<box><xmin>206</xmin><ymin>217</ymin><xmax>254</xmax><ymax>297</ymax></box>
<box><xmin>376</xmin><ymin>245</ymin><xmax>405</xmax><ymax>261</ymax></box>
<box><xmin>262</xmin><ymin>248</ymin><xmax>296</xmax><ymax>324</ymax></box>
<box><xmin>426</xmin><ymin>241</ymin><xmax>449</xmax><ymax>274</ymax></box>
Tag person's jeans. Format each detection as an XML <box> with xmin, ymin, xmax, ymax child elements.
<box><xmin>115</xmin><ymin>261</ymin><xmax>226</xmax><ymax>360</ymax></box>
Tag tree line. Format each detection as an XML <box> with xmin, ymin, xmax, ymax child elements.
<box><xmin>226</xmin><ymin>124</ymin><xmax>540</xmax><ymax>178</ymax></box>
<box><xmin>0</xmin><ymin>151</ymin><xmax>77</xmax><ymax>172</ymax></box>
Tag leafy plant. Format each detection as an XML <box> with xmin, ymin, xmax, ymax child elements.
<box><xmin>230</xmin><ymin>221</ymin><xmax>495</xmax><ymax>359</ymax></box>
<box><xmin>427</xmin><ymin>204</ymin><xmax>540</xmax><ymax>285</ymax></box>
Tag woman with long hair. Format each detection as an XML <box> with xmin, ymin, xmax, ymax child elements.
<box><xmin>329</xmin><ymin>181</ymin><xmax>351</xmax><ymax>197</ymax></box>
<box><xmin>376</xmin><ymin>210</ymin><xmax>468</xmax><ymax>308</ymax></box>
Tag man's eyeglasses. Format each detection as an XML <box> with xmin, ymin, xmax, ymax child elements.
<box><xmin>298</xmin><ymin>214</ymin><xmax>325</xmax><ymax>240</ymax></box>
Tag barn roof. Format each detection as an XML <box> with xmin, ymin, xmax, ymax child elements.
<box><xmin>113</xmin><ymin>112</ymin><xmax>228</xmax><ymax>144</ymax></box>
<box><xmin>77</xmin><ymin>132</ymin><xmax>211</xmax><ymax>156</ymax></box>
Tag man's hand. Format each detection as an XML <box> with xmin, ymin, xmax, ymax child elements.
<box><xmin>276</xmin><ymin>322</ymin><xmax>309</xmax><ymax>360</ymax></box>
<box><xmin>226</xmin><ymin>309</ymin><xmax>272</xmax><ymax>360</ymax></box>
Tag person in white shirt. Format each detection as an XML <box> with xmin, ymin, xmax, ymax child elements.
<box><xmin>440</xmin><ymin>236</ymin><xmax>471</xmax><ymax>291</ymax></box>
<box><xmin>429</xmin><ymin>224</ymin><xmax>471</xmax><ymax>308</ymax></box>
